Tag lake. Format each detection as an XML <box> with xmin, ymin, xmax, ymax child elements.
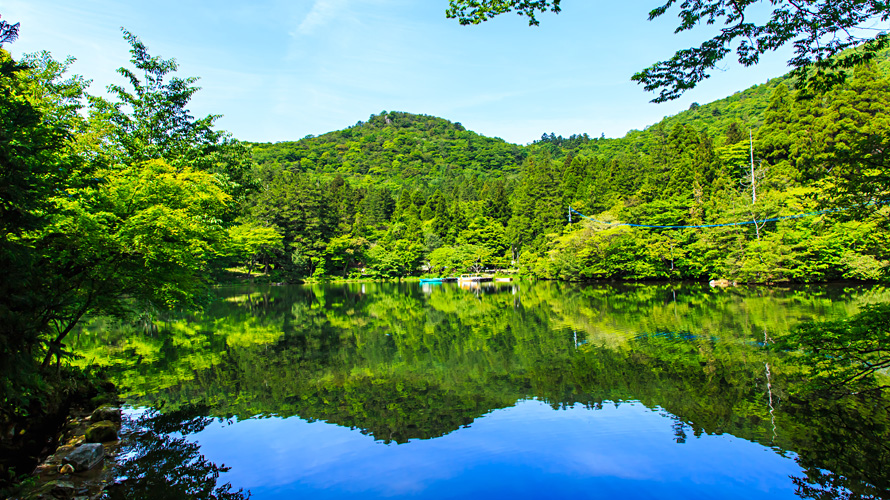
<box><xmin>72</xmin><ymin>281</ymin><xmax>890</xmax><ymax>499</ymax></box>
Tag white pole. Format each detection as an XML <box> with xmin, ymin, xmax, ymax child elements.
<box><xmin>750</xmin><ymin>129</ymin><xmax>756</xmax><ymax>204</ymax></box>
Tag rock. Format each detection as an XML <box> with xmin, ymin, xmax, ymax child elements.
<box><xmin>58</xmin><ymin>463</ymin><xmax>74</xmax><ymax>474</ymax></box>
<box><xmin>89</xmin><ymin>405</ymin><xmax>121</xmax><ymax>423</ymax></box>
<box><xmin>48</xmin><ymin>479</ymin><xmax>76</xmax><ymax>498</ymax></box>
<box><xmin>84</xmin><ymin>421</ymin><xmax>117</xmax><ymax>443</ymax></box>
<box><xmin>62</xmin><ymin>443</ymin><xmax>104</xmax><ymax>471</ymax></box>
<box><xmin>34</xmin><ymin>463</ymin><xmax>57</xmax><ymax>476</ymax></box>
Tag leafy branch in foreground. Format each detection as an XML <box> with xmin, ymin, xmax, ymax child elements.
<box><xmin>778</xmin><ymin>303</ymin><xmax>890</xmax><ymax>396</ymax></box>
<box><xmin>0</xmin><ymin>15</ymin><xmax>19</xmax><ymax>47</ymax></box>
<box><xmin>446</xmin><ymin>0</ymin><xmax>561</xmax><ymax>26</ymax></box>
<box><xmin>446</xmin><ymin>0</ymin><xmax>890</xmax><ymax>101</ymax></box>
<box><xmin>633</xmin><ymin>0</ymin><xmax>890</xmax><ymax>102</ymax></box>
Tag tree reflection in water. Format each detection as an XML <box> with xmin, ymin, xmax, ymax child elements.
<box><xmin>107</xmin><ymin>405</ymin><xmax>249</xmax><ymax>500</ymax></box>
<box><xmin>786</xmin><ymin>395</ymin><xmax>890</xmax><ymax>499</ymax></box>
<box><xmin>73</xmin><ymin>282</ymin><xmax>890</xmax><ymax>500</ymax></box>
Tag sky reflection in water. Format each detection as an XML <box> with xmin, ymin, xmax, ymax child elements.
<box><xmin>191</xmin><ymin>400</ymin><xmax>800</xmax><ymax>499</ymax></box>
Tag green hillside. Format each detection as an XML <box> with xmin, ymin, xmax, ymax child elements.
<box><xmin>237</xmin><ymin>59</ymin><xmax>889</xmax><ymax>284</ymax></box>
<box><xmin>250</xmin><ymin>111</ymin><xmax>525</xmax><ymax>188</ymax></box>
<box><xmin>246</xmin><ymin>68</ymin><xmax>794</xmax><ymax>188</ymax></box>
<box><xmin>531</xmin><ymin>75</ymin><xmax>790</xmax><ymax>162</ymax></box>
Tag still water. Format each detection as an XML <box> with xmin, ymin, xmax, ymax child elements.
<box><xmin>73</xmin><ymin>281</ymin><xmax>890</xmax><ymax>499</ymax></box>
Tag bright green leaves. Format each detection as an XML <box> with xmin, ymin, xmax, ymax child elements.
<box><xmin>227</xmin><ymin>222</ymin><xmax>283</xmax><ymax>278</ymax></box>
<box><xmin>0</xmin><ymin>47</ymin><xmax>97</xmax><ymax>405</ymax></box>
<box><xmin>507</xmin><ymin>151</ymin><xmax>564</xmax><ymax>256</ymax></box>
<box><xmin>88</xmin><ymin>29</ymin><xmax>225</xmax><ymax>171</ymax></box>
<box><xmin>1</xmin><ymin>31</ymin><xmax>248</xmax><ymax>423</ymax></box>
<box><xmin>366</xmin><ymin>239</ymin><xmax>425</xmax><ymax>278</ymax></box>
<box><xmin>797</xmin><ymin>65</ymin><xmax>890</xmax><ymax>210</ymax></box>
<box><xmin>0</xmin><ymin>35</ymin><xmax>238</xmax><ymax>377</ymax></box>
<box><xmin>49</xmin><ymin>159</ymin><xmax>230</xmax><ymax>309</ymax></box>
<box><xmin>86</xmin><ymin>29</ymin><xmax>255</xmax><ymax>230</ymax></box>
<box><xmin>428</xmin><ymin>244</ymin><xmax>495</xmax><ymax>274</ymax></box>
<box><xmin>0</xmin><ymin>50</ymin><xmax>86</xmax><ymax>236</ymax></box>
<box><xmin>322</xmin><ymin>235</ymin><xmax>368</xmax><ymax>277</ymax></box>
<box><xmin>250</xmin><ymin>171</ymin><xmax>339</xmax><ymax>278</ymax></box>
<box><xmin>250</xmin><ymin>111</ymin><xmax>525</xmax><ymax>182</ymax></box>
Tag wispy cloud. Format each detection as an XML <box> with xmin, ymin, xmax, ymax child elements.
<box><xmin>294</xmin><ymin>0</ymin><xmax>347</xmax><ymax>36</ymax></box>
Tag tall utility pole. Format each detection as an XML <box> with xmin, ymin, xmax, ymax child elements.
<box><xmin>750</xmin><ymin>129</ymin><xmax>756</xmax><ymax>204</ymax></box>
<box><xmin>749</xmin><ymin>128</ymin><xmax>763</xmax><ymax>240</ymax></box>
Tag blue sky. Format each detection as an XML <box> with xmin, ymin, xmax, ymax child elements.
<box><xmin>5</xmin><ymin>0</ymin><xmax>797</xmax><ymax>144</ymax></box>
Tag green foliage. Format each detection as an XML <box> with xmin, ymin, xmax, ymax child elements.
<box><xmin>0</xmin><ymin>48</ymin><xmax>91</xmax><ymax>413</ymax></box>
<box><xmin>366</xmin><ymin>240</ymin><xmax>425</xmax><ymax>278</ymax></box>
<box><xmin>0</xmin><ymin>32</ymin><xmax>243</xmax><ymax>430</ymax></box>
<box><xmin>226</xmin><ymin>222</ymin><xmax>283</xmax><ymax>277</ymax></box>
<box><xmin>250</xmin><ymin>171</ymin><xmax>338</xmax><ymax>279</ymax></box>
<box><xmin>238</xmin><ymin>57</ymin><xmax>890</xmax><ymax>283</ymax></box>
<box><xmin>796</xmin><ymin>64</ymin><xmax>890</xmax><ymax>211</ymax></box>
<box><xmin>240</xmin><ymin>64</ymin><xmax>890</xmax><ymax>282</ymax></box>
<box><xmin>446</xmin><ymin>0</ymin><xmax>561</xmax><ymax>26</ymax></box>
<box><xmin>88</xmin><ymin>30</ymin><xmax>255</xmax><ymax>212</ymax></box>
<box><xmin>249</xmin><ymin>111</ymin><xmax>525</xmax><ymax>188</ymax></box>
<box><xmin>427</xmin><ymin>244</ymin><xmax>494</xmax><ymax>274</ymax></box>
<box><xmin>39</xmin><ymin>159</ymin><xmax>229</xmax><ymax>364</ymax></box>
<box><xmin>779</xmin><ymin>303</ymin><xmax>890</xmax><ymax>395</ymax></box>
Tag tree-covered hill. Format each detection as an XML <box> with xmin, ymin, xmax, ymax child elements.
<box><xmin>249</xmin><ymin>78</ymin><xmax>789</xmax><ymax>185</ymax></box>
<box><xmin>238</xmin><ymin>57</ymin><xmax>890</xmax><ymax>284</ymax></box>
<box><xmin>532</xmin><ymin>76</ymin><xmax>789</xmax><ymax>162</ymax></box>
<box><xmin>249</xmin><ymin>111</ymin><xmax>526</xmax><ymax>189</ymax></box>
<box><xmin>535</xmin><ymin>49</ymin><xmax>890</xmax><ymax>164</ymax></box>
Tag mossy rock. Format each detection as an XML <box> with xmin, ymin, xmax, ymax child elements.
<box><xmin>89</xmin><ymin>405</ymin><xmax>120</xmax><ymax>423</ymax></box>
<box><xmin>84</xmin><ymin>421</ymin><xmax>117</xmax><ymax>443</ymax></box>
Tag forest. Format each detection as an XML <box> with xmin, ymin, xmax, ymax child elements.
<box><xmin>246</xmin><ymin>62</ymin><xmax>889</xmax><ymax>284</ymax></box>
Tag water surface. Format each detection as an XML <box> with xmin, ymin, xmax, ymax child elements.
<box><xmin>74</xmin><ymin>282</ymin><xmax>890</xmax><ymax>499</ymax></box>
